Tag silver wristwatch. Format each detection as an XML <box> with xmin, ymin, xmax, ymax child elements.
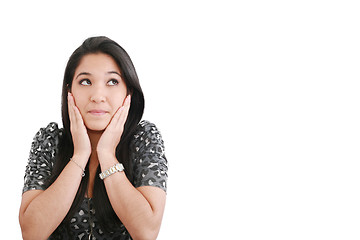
<box><xmin>99</xmin><ymin>163</ymin><xmax>124</xmax><ymax>180</ymax></box>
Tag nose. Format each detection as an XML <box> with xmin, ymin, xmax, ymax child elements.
<box><xmin>90</xmin><ymin>87</ymin><xmax>106</xmax><ymax>103</ymax></box>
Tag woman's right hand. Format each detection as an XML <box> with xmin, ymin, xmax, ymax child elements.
<box><xmin>67</xmin><ymin>92</ymin><xmax>91</xmax><ymax>161</ymax></box>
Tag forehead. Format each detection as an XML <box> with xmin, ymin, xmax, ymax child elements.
<box><xmin>75</xmin><ymin>53</ymin><xmax>121</xmax><ymax>74</ymax></box>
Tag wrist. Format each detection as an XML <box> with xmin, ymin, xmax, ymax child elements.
<box><xmin>71</xmin><ymin>153</ymin><xmax>89</xmax><ymax>168</ymax></box>
<box><xmin>97</xmin><ymin>151</ymin><xmax>118</xmax><ymax>171</ymax></box>
<box><xmin>96</xmin><ymin>148</ymin><xmax>116</xmax><ymax>159</ymax></box>
<box><xmin>99</xmin><ymin>163</ymin><xmax>124</xmax><ymax>180</ymax></box>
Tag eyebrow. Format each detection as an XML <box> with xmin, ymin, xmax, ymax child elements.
<box><xmin>75</xmin><ymin>71</ymin><xmax>121</xmax><ymax>79</ymax></box>
<box><xmin>107</xmin><ymin>71</ymin><xmax>122</xmax><ymax>77</ymax></box>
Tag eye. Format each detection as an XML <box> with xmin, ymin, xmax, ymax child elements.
<box><xmin>79</xmin><ymin>79</ymin><xmax>91</xmax><ymax>86</ymax></box>
<box><xmin>107</xmin><ymin>79</ymin><xmax>119</xmax><ymax>86</ymax></box>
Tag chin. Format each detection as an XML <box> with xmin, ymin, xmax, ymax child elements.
<box><xmin>85</xmin><ymin>121</ymin><xmax>109</xmax><ymax>132</ymax></box>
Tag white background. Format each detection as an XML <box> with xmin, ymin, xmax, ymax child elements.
<box><xmin>1</xmin><ymin>0</ymin><xmax>359</xmax><ymax>239</ymax></box>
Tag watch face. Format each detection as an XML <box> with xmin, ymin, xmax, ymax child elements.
<box><xmin>115</xmin><ymin>163</ymin><xmax>124</xmax><ymax>171</ymax></box>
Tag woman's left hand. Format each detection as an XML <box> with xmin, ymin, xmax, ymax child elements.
<box><xmin>97</xmin><ymin>95</ymin><xmax>131</xmax><ymax>157</ymax></box>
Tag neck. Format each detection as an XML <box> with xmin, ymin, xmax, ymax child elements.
<box><xmin>86</xmin><ymin>128</ymin><xmax>103</xmax><ymax>198</ymax></box>
<box><xmin>87</xmin><ymin>128</ymin><xmax>103</xmax><ymax>167</ymax></box>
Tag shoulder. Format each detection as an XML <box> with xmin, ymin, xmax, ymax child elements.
<box><xmin>131</xmin><ymin>120</ymin><xmax>165</xmax><ymax>151</ymax></box>
<box><xmin>31</xmin><ymin>122</ymin><xmax>63</xmax><ymax>152</ymax></box>
<box><xmin>34</xmin><ymin>122</ymin><xmax>62</xmax><ymax>139</ymax></box>
<box><xmin>134</xmin><ymin>120</ymin><xmax>163</xmax><ymax>137</ymax></box>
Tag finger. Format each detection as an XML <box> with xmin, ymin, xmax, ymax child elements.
<box><xmin>110</xmin><ymin>95</ymin><xmax>130</xmax><ymax>126</ymax></box>
<box><xmin>73</xmin><ymin>105</ymin><xmax>84</xmax><ymax>125</ymax></box>
<box><xmin>68</xmin><ymin>92</ymin><xmax>85</xmax><ymax>126</ymax></box>
<box><xmin>116</xmin><ymin>95</ymin><xmax>131</xmax><ymax>129</ymax></box>
<box><xmin>107</xmin><ymin>105</ymin><xmax>124</xmax><ymax>129</ymax></box>
<box><xmin>68</xmin><ymin>92</ymin><xmax>76</xmax><ymax>126</ymax></box>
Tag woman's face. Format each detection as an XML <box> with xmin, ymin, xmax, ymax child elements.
<box><xmin>71</xmin><ymin>53</ymin><xmax>128</xmax><ymax>131</ymax></box>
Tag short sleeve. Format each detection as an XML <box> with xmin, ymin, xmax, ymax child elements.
<box><xmin>22</xmin><ymin>122</ymin><xmax>62</xmax><ymax>194</ymax></box>
<box><xmin>131</xmin><ymin>120</ymin><xmax>168</xmax><ymax>192</ymax></box>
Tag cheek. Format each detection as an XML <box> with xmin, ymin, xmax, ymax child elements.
<box><xmin>117</xmin><ymin>95</ymin><xmax>127</xmax><ymax>108</ymax></box>
<box><xmin>110</xmin><ymin>94</ymin><xmax>127</xmax><ymax>112</ymax></box>
<box><xmin>71</xmin><ymin>92</ymin><xmax>86</xmax><ymax>112</ymax></box>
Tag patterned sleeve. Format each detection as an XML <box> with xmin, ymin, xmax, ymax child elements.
<box><xmin>22</xmin><ymin>122</ymin><xmax>61</xmax><ymax>194</ymax></box>
<box><xmin>130</xmin><ymin>120</ymin><xmax>168</xmax><ymax>192</ymax></box>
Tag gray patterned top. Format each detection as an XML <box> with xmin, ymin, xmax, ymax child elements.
<box><xmin>22</xmin><ymin>120</ymin><xmax>168</xmax><ymax>240</ymax></box>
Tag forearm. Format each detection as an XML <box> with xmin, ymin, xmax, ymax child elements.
<box><xmin>20</xmin><ymin>155</ymin><xmax>86</xmax><ymax>240</ymax></box>
<box><xmin>99</xmin><ymin>154</ymin><xmax>162</xmax><ymax>240</ymax></box>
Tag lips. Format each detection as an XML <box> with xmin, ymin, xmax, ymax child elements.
<box><xmin>88</xmin><ymin>110</ymin><xmax>108</xmax><ymax>116</ymax></box>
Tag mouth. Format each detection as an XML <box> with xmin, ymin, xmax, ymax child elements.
<box><xmin>88</xmin><ymin>110</ymin><xmax>108</xmax><ymax>116</ymax></box>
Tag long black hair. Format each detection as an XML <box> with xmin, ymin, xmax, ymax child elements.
<box><xmin>47</xmin><ymin>36</ymin><xmax>144</xmax><ymax>232</ymax></box>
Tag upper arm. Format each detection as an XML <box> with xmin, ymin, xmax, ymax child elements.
<box><xmin>20</xmin><ymin>123</ymin><xmax>60</xmax><ymax>220</ymax></box>
<box><xmin>130</xmin><ymin>121</ymin><xmax>168</xmax><ymax>232</ymax></box>
<box><xmin>22</xmin><ymin>122</ymin><xmax>61</xmax><ymax>194</ymax></box>
<box><xmin>131</xmin><ymin>121</ymin><xmax>168</xmax><ymax>192</ymax></box>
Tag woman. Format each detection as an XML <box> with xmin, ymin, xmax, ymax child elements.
<box><xmin>19</xmin><ymin>36</ymin><xmax>168</xmax><ymax>240</ymax></box>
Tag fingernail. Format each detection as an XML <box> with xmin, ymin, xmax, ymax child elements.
<box><xmin>126</xmin><ymin>95</ymin><xmax>131</xmax><ymax>104</ymax></box>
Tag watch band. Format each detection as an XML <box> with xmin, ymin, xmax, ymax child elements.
<box><xmin>99</xmin><ymin>163</ymin><xmax>124</xmax><ymax>180</ymax></box>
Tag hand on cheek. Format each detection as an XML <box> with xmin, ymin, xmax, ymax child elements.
<box><xmin>67</xmin><ymin>92</ymin><xmax>92</xmax><ymax>159</ymax></box>
<box><xmin>97</xmin><ymin>95</ymin><xmax>131</xmax><ymax>156</ymax></box>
